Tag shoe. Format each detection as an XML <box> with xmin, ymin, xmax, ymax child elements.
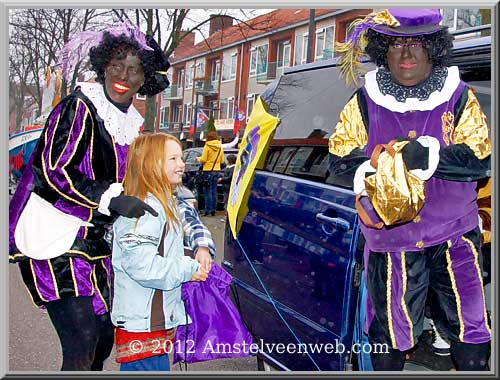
<box><xmin>211</xmin><ymin>211</ymin><xmax>216</xmax><ymax>216</ymax></box>
<box><xmin>429</xmin><ymin>320</ymin><xmax>450</xmax><ymax>356</ymax></box>
<box><xmin>203</xmin><ymin>212</ymin><xmax>209</xmax><ymax>216</ymax></box>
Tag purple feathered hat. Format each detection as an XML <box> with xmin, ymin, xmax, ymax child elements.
<box><xmin>371</xmin><ymin>9</ymin><xmax>445</xmax><ymax>36</ymax></box>
<box><xmin>336</xmin><ymin>9</ymin><xmax>446</xmax><ymax>86</ymax></box>
<box><xmin>56</xmin><ymin>21</ymin><xmax>170</xmax><ymax>95</ymax></box>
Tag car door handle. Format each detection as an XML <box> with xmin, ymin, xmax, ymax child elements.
<box><xmin>315</xmin><ymin>212</ymin><xmax>350</xmax><ymax>233</ymax></box>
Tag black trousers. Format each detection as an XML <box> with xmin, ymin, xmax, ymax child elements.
<box><xmin>45</xmin><ymin>296</ymin><xmax>114</xmax><ymax>371</ymax></box>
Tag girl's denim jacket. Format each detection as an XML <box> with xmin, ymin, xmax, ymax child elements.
<box><xmin>111</xmin><ymin>193</ymin><xmax>200</xmax><ymax>332</ymax></box>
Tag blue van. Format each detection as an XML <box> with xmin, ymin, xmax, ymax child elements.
<box><xmin>222</xmin><ymin>26</ymin><xmax>491</xmax><ymax>371</ymax></box>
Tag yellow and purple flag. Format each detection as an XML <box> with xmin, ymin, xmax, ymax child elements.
<box><xmin>227</xmin><ymin>96</ymin><xmax>280</xmax><ymax>238</ymax></box>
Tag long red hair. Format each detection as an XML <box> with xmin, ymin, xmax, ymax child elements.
<box><xmin>123</xmin><ymin>133</ymin><xmax>182</xmax><ymax>227</ymax></box>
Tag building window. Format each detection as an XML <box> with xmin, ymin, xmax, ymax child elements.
<box><xmin>230</xmin><ymin>53</ymin><xmax>237</xmax><ymax>79</ymax></box>
<box><xmin>195</xmin><ymin>61</ymin><xmax>205</xmax><ymax>78</ymax></box>
<box><xmin>211</xmin><ymin>59</ymin><xmax>220</xmax><ymax>82</ymax></box>
<box><xmin>299</xmin><ymin>33</ymin><xmax>309</xmax><ymax>65</ymax></box>
<box><xmin>277</xmin><ymin>41</ymin><xmax>291</xmax><ymax>68</ymax></box>
<box><xmin>160</xmin><ymin>106</ymin><xmax>169</xmax><ymax>129</ymax></box>
<box><xmin>177</xmin><ymin>69</ymin><xmax>184</xmax><ymax>90</ymax></box>
<box><xmin>184</xmin><ymin>103</ymin><xmax>192</xmax><ymax>125</ymax></box>
<box><xmin>209</xmin><ymin>100</ymin><xmax>219</xmax><ymax>118</ymax></box>
<box><xmin>442</xmin><ymin>8</ymin><xmax>483</xmax><ymax>32</ymax></box>
<box><xmin>246</xmin><ymin>93</ymin><xmax>257</xmax><ymax>122</ymax></box>
<box><xmin>249</xmin><ymin>44</ymin><xmax>268</xmax><ymax>76</ymax></box>
<box><xmin>186</xmin><ymin>64</ymin><xmax>194</xmax><ymax>89</ymax></box>
<box><xmin>219</xmin><ymin>97</ymin><xmax>234</xmax><ymax>119</ymax></box>
<box><xmin>315</xmin><ymin>26</ymin><xmax>335</xmax><ymax>59</ymax></box>
<box><xmin>172</xmin><ymin>104</ymin><xmax>182</xmax><ymax>122</ymax></box>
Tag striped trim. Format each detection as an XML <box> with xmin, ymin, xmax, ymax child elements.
<box><xmin>30</xmin><ymin>260</ymin><xmax>49</xmax><ymax>303</ymax></box>
<box><xmin>445</xmin><ymin>240</ymin><xmax>465</xmax><ymax>341</ymax></box>
<box><xmin>47</xmin><ymin>260</ymin><xmax>60</xmax><ymax>299</ymax></box>
<box><xmin>461</xmin><ymin>236</ymin><xmax>491</xmax><ymax>334</ymax></box>
<box><xmin>69</xmin><ymin>257</ymin><xmax>79</xmax><ymax>297</ymax></box>
<box><xmin>60</xmin><ymin>103</ymin><xmax>98</xmax><ymax>206</ymax></box>
<box><xmin>400</xmin><ymin>251</ymin><xmax>414</xmax><ymax>347</ymax></box>
<box><xmin>66</xmin><ymin>250</ymin><xmax>110</xmax><ymax>261</ymax></box>
<box><xmin>91</xmin><ymin>266</ymin><xmax>108</xmax><ymax>312</ymax></box>
<box><xmin>47</xmin><ymin>112</ymin><xmax>63</xmax><ymax>170</ymax></box>
<box><xmin>386</xmin><ymin>253</ymin><xmax>397</xmax><ymax>349</ymax></box>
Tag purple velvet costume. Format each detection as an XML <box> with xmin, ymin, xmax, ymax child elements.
<box><xmin>9</xmin><ymin>87</ymin><xmax>132</xmax><ymax>314</ymax></box>
<box><xmin>355</xmin><ymin>72</ymin><xmax>491</xmax><ymax>349</ymax></box>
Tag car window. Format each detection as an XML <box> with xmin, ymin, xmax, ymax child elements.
<box><xmin>273</xmin><ymin>147</ymin><xmax>297</xmax><ymax>173</ymax></box>
<box><xmin>265</xmin><ymin>149</ymin><xmax>281</xmax><ymax>171</ymax></box>
<box><xmin>184</xmin><ymin>151</ymin><xmax>201</xmax><ymax>165</ymax></box>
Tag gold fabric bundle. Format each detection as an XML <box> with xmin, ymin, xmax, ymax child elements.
<box><xmin>364</xmin><ymin>140</ymin><xmax>425</xmax><ymax>226</ymax></box>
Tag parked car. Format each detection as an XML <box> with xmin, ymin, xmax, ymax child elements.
<box><xmin>223</xmin><ymin>27</ymin><xmax>491</xmax><ymax>371</ymax></box>
<box><xmin>183</xmin><ymin>147</ymin><xmax>239</xmax><ymax>211</ymax></box>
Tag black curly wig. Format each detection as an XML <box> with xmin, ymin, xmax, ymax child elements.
<box><xmin>364</xmin><ymin>28</ymin><xmax>454</xmax><ymax>68</ymax></box>
<box><xmin>89</xmin><ymin>31</ymin><xmax>170</xmax><ymax>96</ymax></box>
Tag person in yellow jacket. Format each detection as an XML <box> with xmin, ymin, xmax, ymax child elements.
<box><xmin>197</xmin><ymin>131</ymin><xmax>225</xmax><ymax>216</ymax></box>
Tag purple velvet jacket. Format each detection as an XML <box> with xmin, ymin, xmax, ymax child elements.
<box><xmin>9</xmin><ymin>87</ymin><xmax>130</xmax><ymax>313</ymax></box>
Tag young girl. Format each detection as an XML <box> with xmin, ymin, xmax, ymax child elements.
<box><xmin>111</xmin><ymin>133</ymin><xmax>208</xmax><ymax>371</ymax></box>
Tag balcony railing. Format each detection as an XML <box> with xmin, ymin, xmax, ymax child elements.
<box><xmin>162</xmin><ymin>86</ymin><xmax>183</xmax><ymax>100</ymax></box>
<box><xmin>194</xmin><ymin>79</ymin><xmax>218</xmax><ymax>95</ymax></box>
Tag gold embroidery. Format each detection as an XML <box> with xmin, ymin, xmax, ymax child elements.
<box><xmin>453</xmin><ymin>89</ymin><xmax>491</xmax><ymax>159</ymax></box>
<box><xmin>30</xmin><ymin>260</ymin><xmax>49</xmax><ymax>303</ymax></box>
<box><xmin>329</xmin><ymin>95</ymin><xmax>368</xmax><ymax>157</ymax></box>
<box><xmin>416</xmin><ymin>241</ymin><xmax>424</xmax><ymax>249</ymax></box>
<box><xmin>386</xmin><ymin>253</ymin><xmax>397</xmax><ymax>349</ymax></box>
<box><xmin>69</xmin><ymin>257</ymin><xmax>79</xmax><ymax>297</ymax></box>
<box><xmin>92</xmin><ymin>265</ymin><xmax>108</xmax><ymax>312</ymax></box>
<box><xmin>407</xmin><ymin>130</ymin><xmax>417</xmax><ymax>139</ymax></box>
<box><xmin>461</xmin><ymin>236</ymin><xmax>491</xmax><ymax>334</ymax></box>
<box><xmin>441</xmin><ymin>111</ymin><xmax>454</xmax><ymax>146</ymax></box>
<box><xmin>400</xmin><ymin>251</ymin><xmax>414</xmax><ymax>347</ymax></box>
<box><xmin>413</xmin><ymin>215</ymin><xmax>421</xmax><ymax>223</ymax></box>
<box><xmin>445</xmin><ymin>240</ymin><xmax>465</xmax><ymax>341</ymax></box>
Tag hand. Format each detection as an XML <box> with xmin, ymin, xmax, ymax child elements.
<box><xmin>195</xmin><ymin>247</ymin><xmax>213</xmax><ymax>273</ymax></box>
<box><xmin>190</xmin><ymin>267</ymin><xmax>208</xmax><ymax>282</ymax></box>
<box><xmin>401</xmin><ymin>140</ymin><xmax>429</xmax><ymax>170</ymax></box>
<box><xmin>108</xmin><ymin>194</ymin><xmax>159</xmax><ymax>218</ymax></box>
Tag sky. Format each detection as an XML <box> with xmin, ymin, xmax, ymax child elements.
<box><xmin>185</xmin><ymin>9</ymin><xmax>275</xmax><ymax>43</ymax></box>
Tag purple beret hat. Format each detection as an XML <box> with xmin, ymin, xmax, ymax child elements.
<box><xmin>371</xmin><ymin>9</ymin><xmax>446</xmax><ymax>36</ymax></box>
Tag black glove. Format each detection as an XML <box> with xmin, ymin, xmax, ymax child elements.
<box><xmin>108</xmin><ymin>194</ymin><xmax>159</xmax><ymax>218</ymax></box>
<box><xmin>402</xmin><ymin>140</ymin><xmax>429</xmax><ymax>171</ymax></box>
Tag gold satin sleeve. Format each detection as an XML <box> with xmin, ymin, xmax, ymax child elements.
<box><xmin>453</xmin><ymin>88</ymin><xmax>491</xmax><ymax>159</ymax></box>
<box><xmin>328</xmin><ymin>95</ymin><xmax>368</xmax><ymax>157</ymax></box>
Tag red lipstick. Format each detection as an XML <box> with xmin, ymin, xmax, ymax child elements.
<box><xmin>112</xmin><ymin>82</ymin><xmax>130</xmax><ymax>94</ymax></box>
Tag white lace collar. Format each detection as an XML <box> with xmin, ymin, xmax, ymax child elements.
<box><xmin>364</xmin><ymin>66</ymin><xmax>461</xmax><ymax>113</ymax></box>
<box><xmin>77</xmin><ymin>82</ymin><xmax>143</xmax><ymax>145</ymax></box>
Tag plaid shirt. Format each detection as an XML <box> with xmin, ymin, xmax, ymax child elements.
<box><xmin>178</xmin><ymin>197</ymin><xmax>216</xmax><ymax>258</ymax></box>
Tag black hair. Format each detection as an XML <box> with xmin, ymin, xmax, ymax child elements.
<box><xmin>89</xmin><ymin>31</ymin><xmax>168</xmax><ymax>96</ymax></box>
<box><xmin>226</xmin><ymin>154</ymin><xmax>237</xmax><ymax>164</ymax></box>
<box><xmin>364</xmin><ymin>28</ymin><xmax>454</xmax><ymax>68</ymax></box>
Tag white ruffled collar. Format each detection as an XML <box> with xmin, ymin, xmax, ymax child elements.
<box><xmin>364</xmin><ymin>66</ymin><xmax>461</xmax><ymax>113</ymax></box>
<box><xmin>77</xmin><ymin>82</ymin><xmax>143</xmax><ymax>145</ymax></box>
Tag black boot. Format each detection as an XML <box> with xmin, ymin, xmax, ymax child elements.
<box><xmin>370</xmin><ymin>348</ymin><xmax>406</xmax><ymax>371</ymax></box>
<box><xmin>451</xmin><ymin>341</ymin><xmax>490</xmax><ymax>371</ymax></box>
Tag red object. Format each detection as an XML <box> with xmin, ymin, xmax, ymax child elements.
<box><xmin>189</xmin><ymin>119</ymin><xmax>195</xmax><ymax>136</ymax></box>
<box><xmin>24</xmin><ymin>125</ymin><xmax>43</xmax><ymax>131</ymax></box>
<box><xmin>233</xmin><ymin>106</ymin><xmax>240</xmax><ymax>135</ymax></box>
<box><xmin>114</xmin><ymin>327</ymin><xmax>175</xmax><ymax>363</ymax></box>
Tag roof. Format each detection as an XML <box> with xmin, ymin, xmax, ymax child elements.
<box><xmin>171</xmin><ymin>9</ymin><xmax>341</xmax><ymax>64</ymax></box>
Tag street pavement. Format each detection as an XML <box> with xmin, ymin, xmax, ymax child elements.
<box><xmin>8</xmin><ymin>211</ymin><xmax>259</xmax><ymax>372</ymax></box>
